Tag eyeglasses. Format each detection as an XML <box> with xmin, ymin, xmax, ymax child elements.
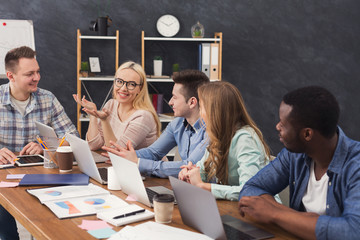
<box><xmin>114</xmin><ymin>78</ymin><xmax>142</xmax><ymax>90</ymax></box>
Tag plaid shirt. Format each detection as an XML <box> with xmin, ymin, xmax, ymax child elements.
<box><xmin>0</xmin><ymin>83</ymin><xmax>78</xmax><ymax>152</ymax></box>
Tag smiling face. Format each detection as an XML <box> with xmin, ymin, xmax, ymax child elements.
<box><xmin>113</xmin><ymin>68</ymin><xmax>141</xmax><ymax>105</ymax></box>
<box><xmin>276</xmin><ymin>101</ymin><xmax>305</xmax><ymax>153</ymax></box>
<box><xmin>8</xmin><ymin>58</ymin><xmax>40</xmax><ymax>100</ymax></box>
<box><xmin>169</xmin><ymin>83</ymin><xmax>191</xmax><ymax>118</ymax></box>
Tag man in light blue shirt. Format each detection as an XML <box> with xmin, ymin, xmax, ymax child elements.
<box><xmin>104</xmin><ymin>69</ymin><xmax>209</xmax><ymax>178</ymax></box>
<box><xmin>238</xmin><ymin>86</ymin><xmax>360</xmax><ymax>240</ymax></box>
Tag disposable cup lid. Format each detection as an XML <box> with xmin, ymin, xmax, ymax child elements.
<box><xmin>56</xmin><ymin>146</ymin><xmax>72</xmax><ymax>153</ymax></box>
<box><xmin>153</xmin><ymin>194</ymin><xmax>174</xmax><ymax>203</ymax></box>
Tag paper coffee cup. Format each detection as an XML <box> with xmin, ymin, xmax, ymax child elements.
<box><xmin>56</xmin><ymin>146</ymin><xmax>74</xmax><ymax>173</ymax></box>
<box><xmin>107</xmin><ymin>167</ymin><xmax>121</xmax><ymax>190</ymax></box>
<box><xmin>153</xmin><ymin>194</ymin><xmax>175</xmax><ymax>223</ymax></box>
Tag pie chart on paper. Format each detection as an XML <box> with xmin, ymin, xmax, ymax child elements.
<box><xmin>45</xmin><ymin>191</ymin><xmax>61</xmax><ymax>196</ymax></box>
<box><xmin>84</xmin><ymin>198</ymin><xmax>105</xmax><ymax>205</ymax></box>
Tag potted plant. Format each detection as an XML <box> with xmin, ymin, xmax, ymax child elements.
<box><xmin>172</xmin><ymin>63</ymin><xmax>179</xmax><ymax>75</ymax></box>
<box><xmin>80</xmin><ymin>61</ymin><xmax>89</xmax><ymax>77</ymax></box>
<box><xmin>191</xmin><ymin>21</ymin><xmax>205</xmax><ymax>38</ymax></box>
<box><xmin>153</xmin><ymin>56</ymin><xmax>163</xmax><ymax>76</ymax></box>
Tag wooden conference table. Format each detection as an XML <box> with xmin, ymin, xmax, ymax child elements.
<box><xmin>0</xmin><ymin>163</ymin><xmax>298</xmax><ymax>240</ymax></box>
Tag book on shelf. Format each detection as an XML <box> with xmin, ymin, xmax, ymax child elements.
<box><xmin>152</xmin><ymin>94</ymin><xmax>158</xmax><ymax>112</ymax></box>
<box><xmin>150</xmin><ymin>94</ymin><xmax>164</xmax><ymax>114</ymax></box>
<box><xmin>27</xmin><ymin>183</ymin><xmax>128</xmax><ymax>219</ymax></box>
<box><xmin>210</xmin><ymin>43</ymin><xmax>219</xmax><ymax>80</ymax></box>
<box><xmin>157</xmin><ymin>94</ymin><xmax>163</xmax><ymax>114</ymax></box>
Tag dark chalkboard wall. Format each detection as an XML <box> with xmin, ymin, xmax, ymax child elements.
<box><xmin>1</xmin><ymin>0</ymin><xmax>359</xmax><ymax>154</ymax></box>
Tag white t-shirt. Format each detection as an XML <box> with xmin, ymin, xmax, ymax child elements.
<box><xmin>11</xmin><ymin>95</ymin><xmax>31</xmax><ymax>116</ymax></box>
<box><xmin>302</xmin><ymin>161</ymin><xmax>329</xmax><ymax>215</ymax></box>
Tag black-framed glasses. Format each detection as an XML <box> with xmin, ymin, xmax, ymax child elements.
<box><xmin>114</xmin><ymin>78</ymin><xmax>142</xmax><ymax>90</ymax></box>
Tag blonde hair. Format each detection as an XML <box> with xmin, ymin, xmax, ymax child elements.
<box><xmin>113</xmin><ymin>61</ymin><xmax>161</xmax><ymax>136</ymax></box>
<box><xmin>198</xmin><ymin>81</ymin><xmax>271</xmax><ymax>185</ymax></box>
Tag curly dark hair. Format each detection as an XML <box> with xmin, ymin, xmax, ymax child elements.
<box><xmin>283</xmin><ymin>86</ymin><xmax>339</xmax><ymax>138</ymax></box>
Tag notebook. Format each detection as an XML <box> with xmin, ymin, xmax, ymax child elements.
<box><xmin>108</xmin><ymin>152</ymin><xmax>175</xmax><ymax>207</ymax></box>
<box><xmin>19</xmin><ymin>173</ymin><xmax>89</xmax><ymax>186</ymax></box>
<box><xmin>97</xmin><ymin>204</ymin><xmax>154</xmax><ymax>226</ymax></box>
<box><xmin>66</xmin><ymin>134</ymin><xmax>108</xmax><ymax>184</ymax></box>
<box><xmin>169</xmin><ymin>176</ymin><xmax>274</xmax><ymax>240</ymax></box>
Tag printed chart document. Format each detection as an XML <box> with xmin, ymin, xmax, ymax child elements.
<box><xmin>27</xmin><ymin>184</ymin><xmax>128</xmax><ymax>219</ymax></box>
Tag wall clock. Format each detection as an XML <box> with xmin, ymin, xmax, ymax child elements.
<box><xmin>156</xmin><ymin>14</ymin><xmax>180</xmax><ymax>37</ymax></box>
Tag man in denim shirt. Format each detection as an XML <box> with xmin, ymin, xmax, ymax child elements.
<box><xmin>104</xmin><ymin>69</ymin><xmax>209</xmax><ymax>178</ymax></box>
<box><xmin>239</xmin><ymin>86</ymin><xmax>360</xmax><ymax>240</ymax></box>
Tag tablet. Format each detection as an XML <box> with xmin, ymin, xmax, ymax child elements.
<box><xmin>15</xmin><ymin>155</ymin><xmax>45</xmax><ymax>167</ymax></box>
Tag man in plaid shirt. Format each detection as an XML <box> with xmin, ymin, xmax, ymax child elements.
<box><xmin>0</xmin><ymin>46</ymin><xmax>78</xmax><ymax>239</ymax></box>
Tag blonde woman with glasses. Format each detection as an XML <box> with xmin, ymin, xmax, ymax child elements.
<box><xmin>179</xmin><ymin>81</ymin><xmax>271</xmax><ymax>201</ymax></box>
<box><xmin>73</xmin><ymin>61</ymin><xmax>160</xmax><ymax>150</ymax></box>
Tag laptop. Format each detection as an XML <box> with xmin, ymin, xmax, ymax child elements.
<box><xmin>108</xmin><ymin>152</ymin><xmax>175</xmax><ymax>207</ymax></box>
<box><xmin>35</xmin><ymin>121</ymin><xmax>59</xmax><ymax>147</ymax></box>
<box><xmin>169</xmin><ymin>176</ymin><xmax>274</xmax><ymax>240</ymax></box>
<box><xmin>66</xmin><ymin>134</ymin><xmax>108</xmax><ymax>184</ymax></box>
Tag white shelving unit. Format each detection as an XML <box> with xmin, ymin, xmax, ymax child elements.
<box><xmin>76</xmin><ymin>29</ymin><xmax>119</xmax><ymax>136</ymax></box>
<box><xmin>141</xmin><ymin>31</ymin><xmax>222</xmax><ymax>125</ymax></box>
<box><xmin>141</xmin><ymin>31</ymin><xmax>223</xmax><ymax>82</ymax></box>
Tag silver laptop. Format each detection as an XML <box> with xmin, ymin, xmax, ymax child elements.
<box><xmin>35</xmin><ymin>121</ymin><xmax>59</xmax><ymax>147</ymax></box>
<box><xmin>66</xmin><ymin>134</ymin><xmax>108</xmax><ymax>184</ymax></box>
<box><xmin>169</xmin><ymin>176</ymin><xmax>274</xmax><ymax>240</ymax></box>
<box><xmin>108</xmin><ymin>152</ymin><xmax>175</xmax><ymax>207</ymax></box>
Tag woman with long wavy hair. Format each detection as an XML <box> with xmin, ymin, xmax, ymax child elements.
<box><xmin>73</xmin><ymin>61</ymin><xmax>161</xmax><ymax>150</ymax></box>
<box><xmin>179</xmin><ymin>81</ymin><xmax>271</xmax><ymax>201</ymax></box>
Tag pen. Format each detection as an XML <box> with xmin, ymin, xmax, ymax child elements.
<box><xmin>113</xmin><ymin>209</ymin><xmax>146</xmax><ymax>219</ymax></box>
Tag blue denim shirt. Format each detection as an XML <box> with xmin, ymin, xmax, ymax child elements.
<box><xmin>239</xmin><ymin>127</ymin><xmax>360</xmax><ymax>240</ymax></box>
<box><xmin>137</xmin><ymin>117</ymin><xmax>207</xmax><ymax>178</ymax></box>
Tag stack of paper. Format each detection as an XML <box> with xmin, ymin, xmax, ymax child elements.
<box><xmin>108</xmin><ymin>221</ymin><xmax>212</xmax><ymax>240</ymax></box>
<box><xmin>27</xmin><ymin>184</ymin><xmax>128</xmax><ymax>219</ymax></box>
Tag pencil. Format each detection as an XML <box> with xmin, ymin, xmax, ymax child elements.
<box><xmin>58</xmin><ymin>136</ymin><xmax>66</xmax><ymax>147</ymax></box>
<box><xmin>36</xmin><ymin>136</ymin><xmax>48</xmax><ymax>150</ymax></box>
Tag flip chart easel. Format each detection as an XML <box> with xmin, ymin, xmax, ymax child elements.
<box><xmin>0</xmin><ymin>19</ymin><xmax>35</xmax><ymax>78</ymax></box>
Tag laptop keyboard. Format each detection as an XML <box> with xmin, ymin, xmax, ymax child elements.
<box><xmin>92</xmin><ymin>152</ymin><xmax>107</xmax><ymax>163</ymax></box>
<box><xmin>146</xmin><ymin>188</ymin><xmax>159</xmax><ymax>204</ymax></box>
<box><xmin>223</xmin><ymin>223</ymin><xmax>255</xmax><ymax>240</ymax></box>
<box><xmin>98</xmin><ymin>167</ymin><xmax>108</xmax><ymax>182</ymax></box>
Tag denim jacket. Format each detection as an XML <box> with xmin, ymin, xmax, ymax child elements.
<box><xmin>137</xmin><ymin>117</ymin><xmax>207</xmax><ymax>178</ymax></box>
<box><xmin>239</xmin><ymin>127</ymin><xmax>360</xmax><ymax>240</ymax></box>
